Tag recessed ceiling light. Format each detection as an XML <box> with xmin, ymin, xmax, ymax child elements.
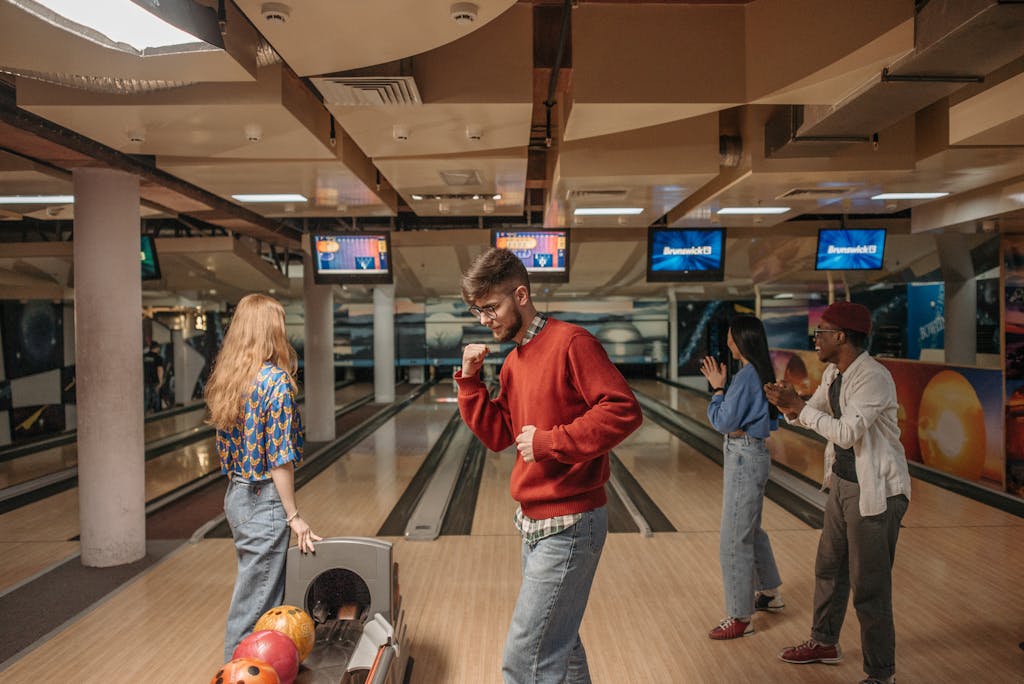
<box><xmin>232</xmin><ymin>194</ymin><xmax>308</xmax><ymax>203</ymax></box>
<box><xmin>717</xmin><ymin>207</ymin><xmax>790</xmax><ymax>215</ymax></box>
<box><xmin>24</xmin><ymin>0</ymin><xmax>208</xmax><ymax>51</ymax></box>
<box><xmin>573</xmin><ymin>207</ymin><xmax>644</xmax><ymax>216</ymax></box>
<box><xmin>871</xmin><ymin>192</ymin><xmax>949</xmax><ymax>200</ymax></box>
<box><xmin>411</xmin><ymin>194</ymin><xmax>424</xmax><ymax>201</ymax></box>
<box><xmin>0</xmin><ymin>195</ymin><xmax>74</xmax><ymax>204</ymax></box>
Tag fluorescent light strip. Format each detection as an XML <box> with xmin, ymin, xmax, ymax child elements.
<box><xmin>573</xmin><ymin>207</ymin><xmax>644</xmax><ymax>216</ymax></box>
<box><xmin>717</xmin><ymin>207</ymin><xmax>790</xmax><ymax>215</ymax></box>
<box><xmin>0</xmin><ymin>195</ymin><xmax>74</xmax><ymax>204</ymax></box>
<box><xmin>232</xmin><ymin>194</ymin><xmax>308</xmax><ymax>203</ymax></box>
<box><xmin>871</xmin><ymin>192</ymin><xmax>949</xmax><ymax>200</ymax></box>
<box><xmin>29</xmin><ymin>0</ymin><xmax>203</xmax><ymax>50</ymax></box>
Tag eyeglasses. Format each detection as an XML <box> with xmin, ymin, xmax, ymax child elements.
<box><xmin>812</xmin><ymin>327</ymin><xmax>842</xmax><ymax>338</ymax></box>
<box><xmin>468</xmin><ymin>292</ymin><xmax>513</xmax><ymax>320</ymax></box>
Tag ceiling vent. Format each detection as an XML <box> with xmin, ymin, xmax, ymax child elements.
<box><xmin>440</xmin><ymin>169</ymin><xmax>483</xmax><ymax>186</ymax></box>
<box><xmin>313</xmin><ymin>76</ymin><xmax>422</xmax><ymax>106</ymax></box>
<box><xmin>565</xmin><ymin>188</ymin><xmax>629</xmax><ymax>201</ymax></box>
<box><xmin>776</xmin><ymin>187</ymin><xmax>853</xmax><ymax>200</ymax></box>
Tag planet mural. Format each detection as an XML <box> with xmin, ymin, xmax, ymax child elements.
<box><xmin>917</xmin><ymin>370</ymin><xmax>986</xmax><ymax>480</ymax></box>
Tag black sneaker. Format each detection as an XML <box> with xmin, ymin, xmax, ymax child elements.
<box><xmin>754</xmin><ymin>592</ymin><xmax>785</xmax><ymax>612</ymax></box>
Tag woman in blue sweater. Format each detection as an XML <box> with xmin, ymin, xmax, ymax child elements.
<box><xmin>700</xmin><ymin>314</ymin><xmax>783</xmax><ymax>640</ymax></box>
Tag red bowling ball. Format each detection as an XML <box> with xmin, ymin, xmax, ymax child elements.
<box><xmin>233</xmin><ymin>630</ymin><xmax>300</xmax><ymax>684</ymax></box>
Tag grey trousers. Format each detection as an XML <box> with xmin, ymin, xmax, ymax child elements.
<box><xmin>810</xmin><ymin>477</ymin><xmax>908</xmax><ymax>680</ymax></box>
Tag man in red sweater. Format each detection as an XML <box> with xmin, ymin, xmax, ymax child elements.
<box><xmin>455</xmin><ymin>247</ymin><xmax>643</xmax><ymax>684</ymax></box>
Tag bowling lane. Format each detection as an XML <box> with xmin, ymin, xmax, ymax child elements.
<box><xmin>632</xmin><ymin>378</ymin><xmax>1024</xmax><ymax>529</ymax></box>
<box><xmin>470</xmin><ymin>445</ymin><xmax>517</xmax><ymax>536</ymax></box>
<box><xmin>0</xmin><ymin>404</ymin><xmax>210</xmax><ymax>490</ymax></box>
<box><xmin>296</xmin><ymin>384</ymin><xmax>458</xmax><ymax>538</ymax></box>
<box><xmin>468</xmin><ymin>389</ymin><xmax>804</xmax><ymax>537</ymax></box>
<box><xmin>0</xmin><ymin>384</ymin><xmax>373</xmax><ymax>592</ymax></box>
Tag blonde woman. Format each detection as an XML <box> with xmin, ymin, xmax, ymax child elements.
<box><xmin>206</xmin><ymin>293</ymin><xmax>321</xmax><ymax>662</ymax></box>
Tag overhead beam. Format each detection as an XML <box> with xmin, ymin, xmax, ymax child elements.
<box><xmin>0</xmin><ymin>86</ymin><xmax>301</xmax><ymax>247</ymax></box>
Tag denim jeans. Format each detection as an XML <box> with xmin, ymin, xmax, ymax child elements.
<box><xmin>811</xmin><ymin>477</ymin><xmax>908</xmax><ymax>680</ymax></box>
<box><xmin>222</xmin><ymin>477</ymin><xmax>290</xmax><ymax>662</ymax></box>
<box><xmin>502</xmin><ymin>507</ymin><xmax>607</xmax><ymax>684</ymax></box>
<box><xmin>144</xmin><ymin>383</ymin><xmax>160</xmax><ymax>413</ymax></box>
<box><xmin>720</xmin><ymin>434</ymin><xmax>781</xmax><ymax>619</ymax></box>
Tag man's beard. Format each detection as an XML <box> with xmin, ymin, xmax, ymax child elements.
<box><xmin>492</xmin><ymin>309</ymin><xmax>523</xmax><ymax>343</ymax></box>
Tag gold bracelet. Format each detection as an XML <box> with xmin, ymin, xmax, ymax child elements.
<box><xmin>286</xmin><ymin>510</ymin><xmax>300</xmax><ymax>523</ymax></box>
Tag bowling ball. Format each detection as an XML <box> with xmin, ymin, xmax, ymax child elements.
<box><xmin>254</xmin><ymin>605</ymin><xmax>316</xmax><ymax>662</ymax></box>
<box><xmin>918</xmin><ymin>370</ymin><xmax>986</xmax><ymax>480</ymax></box>
<box><xmin>234</xmin><ymin>631</ymin><xmax>299</xmax><ymax>684</ymax></box>
<box><xmin>210</xmin><ymin>657</ymin><xmax>280</xmax><ymax>684</ymax></box>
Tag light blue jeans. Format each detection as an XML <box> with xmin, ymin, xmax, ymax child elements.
<box><xmin>223</xmin><ymin>477</ymin><xmax>290</xmax><ymax>662</ymax></box>
<box><xmin>720</xmin><ymin>434</ymin><xmax>781</xmax><ymax>619</ymax></box>
<box><xmin>502</xmin><ymin>507</ymin><xmax>608</xmax><ymax>684</ymax></box>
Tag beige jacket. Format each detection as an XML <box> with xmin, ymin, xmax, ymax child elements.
<box><xmin>792</xmin><ymin>351</ymin><xmax>912</xmax><ymax>516</ymax></box>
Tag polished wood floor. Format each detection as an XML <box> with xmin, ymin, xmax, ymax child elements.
<box><xmin>2</xmin><ymin>380</ymin><xmax>1022</xmax><ymax>682</ymax></box>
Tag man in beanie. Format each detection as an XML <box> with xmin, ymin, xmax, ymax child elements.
<box><xmin>764</xmin><ymin>301</ymin><xmax>911</xmax><ymax>684</ymax></box>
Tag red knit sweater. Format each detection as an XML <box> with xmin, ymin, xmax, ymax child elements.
<box><xmin>456</xmin><ymin>318</ymin><xmax>643</xmax><ymax>519</ymax></box>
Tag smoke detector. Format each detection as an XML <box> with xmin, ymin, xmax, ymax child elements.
<box><xmin>244</xmin><ymin>123</ymin><xmax>262</xmax><ymax>143</ymax></box>
<box><xmin>393</xmin><ymin>124</ymin><xmax>409</xmax><ymax>142</ymax></box>
<box><xmin>126</xmin><ymin>128</ymin><xmax>146</xmax><ymax>144</ymax></box>
<box><xmin>465</xmin><ymin>124</ymin><xmax>482</xmax><ymax>141</ymax></box>
<box><xmin>450</xmin><ymin>2</ymin><xmax>478</xmax><ymax>24</ymax></box>
<box><xmin>261</xmin><ymin>2</ymin><xmax>291</xmax><ymax>24</ymax></box>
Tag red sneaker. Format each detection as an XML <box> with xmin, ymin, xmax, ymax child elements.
<box><xmin>708</xmin><ymin>617</ymin><xmax>753</xmax><ymax>640</ymax></box>
<box><xmin>778</xmin><ymin>638</ymin><xmax>842</xmax><ymax>664</ymax></box>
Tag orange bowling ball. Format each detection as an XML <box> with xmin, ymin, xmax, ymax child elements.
<box><xmin>917</xmin><ymin>370</ymin><xmax>986</xmax><ymax>480</ymax></box>
<box><xmin>254</xmin><ymin>605</ymin><xmax>316</xmax><ymax>663</ymax></box>
<box><xmin>210</xmin><ymin>657</ymin><xmax>280</xmax><ymax>684</ymax></box>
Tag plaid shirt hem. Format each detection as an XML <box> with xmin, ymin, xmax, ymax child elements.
<box><xmin>514</xmin><ymin>506</ymin><xmax>582</xmax><ymax>544</ymax></box>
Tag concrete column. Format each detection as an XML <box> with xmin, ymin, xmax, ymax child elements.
<box><xmin>73</xmin><ymin>168</ymin><xmax>145</xmax><ymax>567</ymax></box>
<box><xmin>373</xmin><ymin>285</ymin><xmax>395</xmax><ymax>403</ymax></box>
<box><xmin>667</xmin><ymin>288</ymin><xmax>678</xmax><ymax>381</ymax></box>
<box><xmin>936</xmin><ymin>233</ymin><xmax>977</xmax><ymax>365</ymax></box>
<box><xmin>303</xmin><ymin>255</ymin><xmax>336</xmax><ymax>441</ymax></box>
<box><xmin>171</xmin><ymin>328</ymin><xmax>188</xmax><ymax>406</ymax></box>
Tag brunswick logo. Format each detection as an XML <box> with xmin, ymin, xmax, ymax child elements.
<box><xmin>827</xmin><ymin>244</ymin><xmax>877</xmax><ymax>254</ymax></box>
<box><xmin>663</xmin><ymin>246</ymin><xmax>713</xmax><ymax>256</ymax></box>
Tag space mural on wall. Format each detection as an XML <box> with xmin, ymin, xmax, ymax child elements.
<box><xmin>1002</xmin><ymin>236</ymin><xmax>1024</xmax><ymax>496</ymax></box>
<box><xmin>769</xmin><ymin>348</ymin><xmax>1005</xmax><ymax>493</ymax></box>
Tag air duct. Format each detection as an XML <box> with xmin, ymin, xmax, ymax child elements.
<box><xmin>766</xmin><ymin>0</ymin><xmax>1024</xmax><ymax>158</ymax></box>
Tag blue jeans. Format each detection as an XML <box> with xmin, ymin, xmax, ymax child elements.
<box><xmin>503</xmin><ymin>507</ymin><xmax>607</xmax><ymax>684</ymax></box>
<box><xmin>720</xmin><ymin>434</ymin><xmax>781</xmax><ymax>619</ymax></box>
<box><xmin>223</xmin><ymin>477</ymin><xmax>290</xmax><ymax>662</ymax></box>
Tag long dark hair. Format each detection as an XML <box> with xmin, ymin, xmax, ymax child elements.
<box><xmin>729</xmin><ymin>314</ymin><xmax>778</xmax><ymax>420</ymax></box>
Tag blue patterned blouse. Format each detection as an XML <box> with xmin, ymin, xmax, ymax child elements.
<box><xmin>217</xmin><ymin>363</ymin><xmax>304</xmax><ymax>481</ymax></box>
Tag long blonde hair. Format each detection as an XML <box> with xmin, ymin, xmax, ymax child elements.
<box><xmin>205</xmin><ymin>293</ymin><xmax>298</xmax><ymax>430</ymax></box>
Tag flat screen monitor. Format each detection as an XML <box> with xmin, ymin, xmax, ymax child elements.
<box><xmin>141</xmin><ymin>235</ymin><xmax>161</xmax><ymax>281</ymax></box>
<box><xmin>815</xmin><ymin>228</ymin><xmax>886</xmax><ymax>270</ymax></box>
<box><xmin>492</xmin><ymin>229</ymin><xmax>569</xmax><ymax>283</ymax></box>
<box><xmin>646</xmin><ymin>227</ymin><xmax>726</xmax><ymax>282</ymax></box>
<box><xmin>310</xmin><ymin>231</ymin><xmax>393</xmax><ymax>285</ymax></box>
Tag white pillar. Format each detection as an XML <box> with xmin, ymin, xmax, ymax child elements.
<box><xmin>936</xmin><ymin>233</ymin><xmax>977</xmax><ymax>365</ymax></box>
<box><xmin>303</xmin><ymin>256</ymin><xmax>336</xmax><ymax>441</ymax></box>
<box><xmin>373</xmin><ymin>285</ymin><xmax>395</xmax><ymax>403</ymax></box>
<box><xmin>667</xmin><ymin>288</ymin><xmax>678</xmax><ymax>381</ymax></box>
<box><xmin>73</xmin><ymin>168</ymin><xmax>145</xmax><ymax>567</ymax></box>
<box><xmin>171</xmin><ymin>328</ymin><xmax>188</xmax><ymax>406</ymax></box>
